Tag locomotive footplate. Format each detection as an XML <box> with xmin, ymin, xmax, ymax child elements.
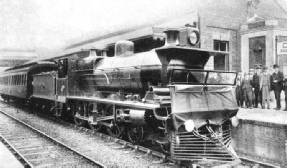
<box><xmin>67</xmin><ymin>96</ymin><xmax>165</xmax><ymax>109</ymax></box>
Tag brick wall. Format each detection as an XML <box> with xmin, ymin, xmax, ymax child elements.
<box><xmin>200</xmin><ymin>18</ymin><xmax>239</xmax><ymax>71</ymax></box>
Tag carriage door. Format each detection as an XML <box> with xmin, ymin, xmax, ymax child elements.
<box><xmin>56</xmin><ymin>59</ymin><xmax>68</xmax><ymax>102</ymax></box>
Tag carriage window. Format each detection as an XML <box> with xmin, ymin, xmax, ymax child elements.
<box><xmin>23</xmin><ymin>75</ymin><xmax>26</xmax><ymax>86</ymax></box>
<box><xmin>20</xmin><ymin>75</ymin><xmax>23</xmax><ymax>86</ymax></box>
<box><xmin>22</xmin><ymin>75</ymin><xmax>25</xmax><ymax>85</ymax></box>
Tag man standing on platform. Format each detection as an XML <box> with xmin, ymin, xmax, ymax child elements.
<box><xmin>249</xmin><ymin>69</ymin><xmax>255</xmax><ymax>106</ymax></box>
<box><xmin>272</xmin><ymin>64</ymin><xmax>284</xmax><ymax>110</ymax></box>
<box><xmin>283</xmin><ymin>75</ymin><xmax>287</xmax><ymax>111</ymax></box>
<box><xmin>236</xmin><ymin>70</ymin><xmax>243</xmax><ymax>107</ymax></box>
<box><xmin>242</xmin><ymin>73</ymin><xmax>253</xmax><ymax>109</ymax></box>
<box><xmin>260</xmin><ymin>66</ymin><xmax>271</xmax><ymax>109</ymax></box>
<box><xmin>252</xmin><ymin>66</ymin><xmax>261</xmax><ymax>108</ymax></box>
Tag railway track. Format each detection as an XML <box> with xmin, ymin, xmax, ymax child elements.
<box><xmin>0</xmin><ymin>109</ymin><xmax>105</xmax><ymax>168</ymax></box>
<box><xmin>23</xmin><ymin>111</ymin><xmax>281</xmax><ymax>168</ymax></box>
<box><xmin>0</xmin><ymin>100</ymin><xmax>281</xmax><ymax>168</ymax></box>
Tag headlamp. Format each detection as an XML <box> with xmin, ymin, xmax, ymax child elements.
<box><xmin>231</xmin><ymin>116</ymin><xmax>239</xmax><ymax>127</ymax></box>
<box><xmin>187</xmin><ymin>28</ymin><xmax>200</xmax><ymax>45</ymax></box>
<box><xmin>184</xmin><ymin>119</ymin><xmax>195</xmax><ymax>132</ymax></box>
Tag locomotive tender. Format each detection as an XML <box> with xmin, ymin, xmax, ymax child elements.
<box><xmin>0</xmin><ymin>27</ymin><xmax>240</xmax><ymax>163</ymax></box>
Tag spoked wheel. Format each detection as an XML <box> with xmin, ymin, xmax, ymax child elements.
<box><xmin>89</xmin><ymin>124</ymin><xmax>102</xmax><ymax>132</ymax></box>
<box><xmin>127</xmin><ymin>126</ymin><xmax>144</xmax><ymax>144</ymax></box>
<box><xmin>73</xmin><ymin>102</ymin><xmax>86</xmax><ymax>126</ymax></box>
<box><xmin>106</xmin><ymin>121</ymin><xmax>123</xmax><ymax>138</ymax></box>
<box><xmin>74</xmin><ymin>115</ymin><xmax>85</xmax><ymax>126</ymax></box>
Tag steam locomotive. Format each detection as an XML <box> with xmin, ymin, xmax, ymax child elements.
<box><xmin>0</xmin><ymin>27</ymin><xmax>240</xmax><ymax>163</ymax></box>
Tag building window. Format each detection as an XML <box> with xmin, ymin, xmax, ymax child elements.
<box><xmin>214</xmin><ymin>40</ymin><xmax>229</xmax><ymax>52</ymax></box>
<box><xmin>213</xmin><ymin>40</ymin><xmax>229</xmax><ymax>71</ymax></box>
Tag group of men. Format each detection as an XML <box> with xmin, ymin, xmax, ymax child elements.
<box><xmin>236</xmin><ymin>64</ymin><xmax>287</xmax><ymax>110</ymax></box>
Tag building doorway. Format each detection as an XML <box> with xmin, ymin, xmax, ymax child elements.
<box><xmin>249</xmin><ymin>36</ymin><xmax>265</xmax><ymax>69</ymax></box>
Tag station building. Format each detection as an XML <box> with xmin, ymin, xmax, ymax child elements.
<box><xmin>64</xmin><ymin>0</ymin><xmax>287</xmax><ymax>74</ymax></box>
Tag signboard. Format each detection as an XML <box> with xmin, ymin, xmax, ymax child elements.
<box><xmin>277</xmin><ymin>41</ymin><xmax>287</xmax><ymax>55</ymax></box>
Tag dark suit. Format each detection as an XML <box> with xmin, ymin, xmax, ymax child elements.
<box><xmin>242</xmin><ymin>78</ymin><xmax>253</xmax><ymax>108</ymax></box>
<box><xmin>236</xmin><ymin>76</ymin><xmax>243</xmax><ymax>107</ymax></box>
<box><xmin>252</xmin><ymin>73</ymin><xmax>261</xmax><ymax>107</ymax></box>
<box><xmin>284</xmin><ymin>78</ymin><xmax>287</xmax><ymax>110</ymax></box>
<box><xmin>272</xmin><ymin>71</ymin><xmax>284</xmax><ymax>108</ymax></box>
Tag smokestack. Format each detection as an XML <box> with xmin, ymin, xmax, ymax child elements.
<box><xmin>163</xmin><ymin>28</ymin><xmax>180</xmax><ymax>46</ymax></box>
<box><xmin>89</xmin><ymin>49</ymin><xmax>97</xmax><ymax>57</ymax></box>
<box><xmin>101</xmin><ymin>49</ymin><xmax>108</xmax><ymax>57</ymax></box>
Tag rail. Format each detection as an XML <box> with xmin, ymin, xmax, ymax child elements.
<box><xmin>0</xmin><ymin>109</ymin><xmax>106</xmax><ymax>168</ymax></box>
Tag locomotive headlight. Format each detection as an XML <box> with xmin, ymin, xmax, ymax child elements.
<box><xmin>231</xmin><ymin>116</ymin><xmax>239</xmax><ymax>127</ymax></box>
<box><xmin>184</xmin><ymin>119</ymin><xmax>195</xmax><ymax>132</ymax></box>
<box><xmin>187</xmin><ymin>29</ymin><xmax>200</xmax><ymax>46</ymax></box>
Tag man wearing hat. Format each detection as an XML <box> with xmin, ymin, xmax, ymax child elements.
<box><xmin>272</xmin><ymin>64</ymin><xmax>284</xmax><ymax>110</ymax></box>
<box><xmin>252</xmin><ymin>66</ymin><xmax>261</xmax><ymax>108</ymax></box>
<box><xmin>260</xmin><ymin>66</ymin><xmax>271</xmax><ymax>109</ymax></box>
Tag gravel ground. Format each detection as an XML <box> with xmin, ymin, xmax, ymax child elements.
<box><xmin>0</xmin><ymin>113</ymin><xmax>96</xmax><ymax>167</ymax></box>
<box><xmin>0</xmin><ymin>100</ymin><xmax>179</xmax><ymax>168</ymax></box>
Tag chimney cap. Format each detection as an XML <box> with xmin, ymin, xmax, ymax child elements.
<box><xmin>163</xmin><ymin>28</ymin><xmax>180</xmax><ymax>33</ymax></box>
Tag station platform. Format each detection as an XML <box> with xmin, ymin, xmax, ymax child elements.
<box><xmin>233</xmin><ymin>100</ymin><xmax>287</xmax><ymax>167</ymax></box>
<box><xmin>237</xmin><ymin>105</ymin><xmax>287</xmax><ymax>125</ymax></box>
<box><xmin>0</xmin><ymin>141</ymin><xmax>23</xmax><ymax>168</ymax></box>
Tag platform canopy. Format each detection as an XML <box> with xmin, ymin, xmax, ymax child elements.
<box><xmin>0</xmin><ymin>49</ymin><xmax>37</xmax><ymax>67</ymax></box>
<box><xmin>63</xmin><ymin>12</ymin><xmax>198</xmax><ymax>54</ymax></box>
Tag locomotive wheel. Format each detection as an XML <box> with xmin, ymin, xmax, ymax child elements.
<box><xmin>107</xmin><ymin>125</ymin><xmax>121</xmax><ymax>138</ymax></box>
<box><xmin>89</xmin><ymin>123</ymin><xmax>102</xmax><ymax>132</ymax></box>
<box><xmin>73</xmin><ymin>102</ymin><xmax>86</xmax><ymax>126</ymax></box>
<box><xmin>127</xmin><ymin>126</ymin><xmax>144</xmax><ymax>145</ymax></box>
<box><xmin>74</xmin><ymin>116</ymin><xmax>85</xmax><ymax>126</ymax></box>
<box><xmin>106</xmin><ymin>122</ymin><xmax>123</xmax><ymax>138</ymax></box>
